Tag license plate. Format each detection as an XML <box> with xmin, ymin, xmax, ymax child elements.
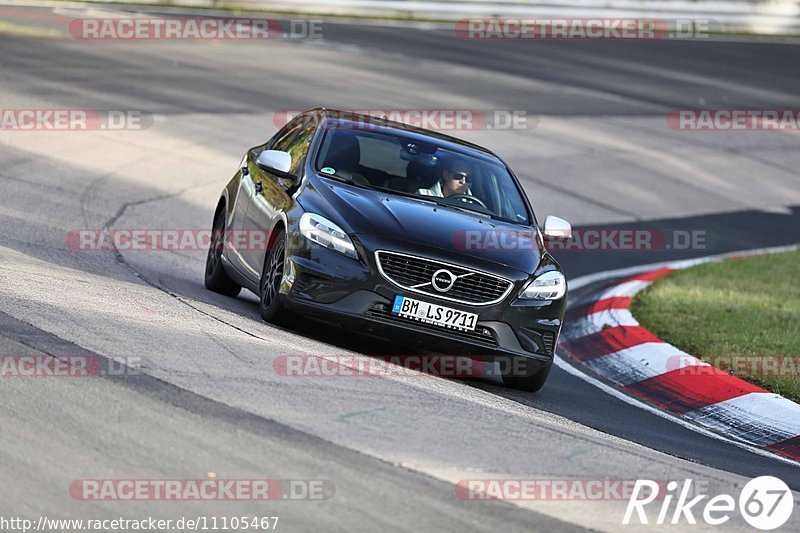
<box><xmin>391</xmin><ymin>295</ymin><xmax>478</xmax><ymax>331</ymax></box>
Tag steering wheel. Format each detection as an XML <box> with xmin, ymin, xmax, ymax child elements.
<box><xmin>447</xmin><ymin>194</ymin><xmax>488</xmax><ymax>209</ymax></box>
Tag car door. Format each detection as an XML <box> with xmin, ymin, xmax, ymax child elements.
<box><xmin>229</xmin><ymin>119</ymin><xmax>304</xmax><ymax>279</ymax></box>
<box><xmin>224</xmin><ymin>154</ymin><xmax>261</xmax><ymax>277</ymax></box>
<box><xmin>227</xmin><ymin>121</ymin><xmax>297</xmax><ymax>280</ymax></box>
<box><xmin>240</xmin><ymin>120</ymin><xmax>317</xmax><ymax>278</ymax></box>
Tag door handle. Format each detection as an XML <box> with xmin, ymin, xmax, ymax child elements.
<box><xmin>254</xmin><ymin>181</ymin><xmax>263</xmax><ymax>193</ymax></box>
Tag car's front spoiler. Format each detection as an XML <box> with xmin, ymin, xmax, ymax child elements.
<box><xmin>282</xmin><ymin>288</ymin><xmax>553</xmax><ymax>364</ymax></box>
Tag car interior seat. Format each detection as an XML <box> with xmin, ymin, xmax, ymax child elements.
<box><xmin>405</xmin><ymin>160</ymin><xmax>441</xmax><ymax>194</ymax></box>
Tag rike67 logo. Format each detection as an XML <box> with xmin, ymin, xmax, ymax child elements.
<box><xmin>624</xmin><ymin>476</ymin><xmax>794</xmax><ymax>530</ymax></box>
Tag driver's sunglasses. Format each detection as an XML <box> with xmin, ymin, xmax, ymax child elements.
<box><xmin>448</xmin><ymin>171</ymin><xmax>470</xmax><ymax>182</ymax></box>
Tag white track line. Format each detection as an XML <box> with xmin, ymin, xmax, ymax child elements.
<box><xmin>554</xmin><ymin>355</ymin><xmax>800</xmax><ymax>467</ymax></box>
<box><xmin>584</xmin><ymin>342</ymin><xmax>703</xmax><ymax>387</ymax></box>
<box><xmin>557</xmin><ymin>243</ymin><xmax>800</xmax><ymax>466</ymax></box>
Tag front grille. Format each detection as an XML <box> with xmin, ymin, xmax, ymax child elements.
<box><xmin>365</xmin><ymin>304</ymin><xmax>498</xmax><ymax>346</ymax></box>
<box><xmin>375</xmin><ymin>251</ymin><xmax>513</xmax><ymax>305</ymax></box>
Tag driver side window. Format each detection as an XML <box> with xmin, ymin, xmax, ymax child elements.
<box><xmin>266</xmin><ymin>112</ymin><xmax>312</xmax><ymax>152</ymax></box>
<box><xmin>253</xmin><ymin>116</ymin><xmax>314</xmax><ymax>175</ymax></box>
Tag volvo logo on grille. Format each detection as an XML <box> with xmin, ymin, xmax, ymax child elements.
<box><xmin>431</xmin><ymin>269</ymin><xmax>457</xmax><ymax>293</ymax></box>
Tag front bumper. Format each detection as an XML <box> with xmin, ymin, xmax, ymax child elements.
<box><xmin>280</xmin><ymin>233</ymin><xmax>566</xmax><ymax>363</ymax></box>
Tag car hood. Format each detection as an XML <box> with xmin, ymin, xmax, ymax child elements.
<box><xmin>300</xmin><ymin>177</ymin><xmax>542</xmax><ymax>273</ymax></box>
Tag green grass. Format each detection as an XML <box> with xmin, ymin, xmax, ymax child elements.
<box><xmin>631</xmin><ymin>249</ymin><xmax>800</xmax><ymax>402</ymax></box>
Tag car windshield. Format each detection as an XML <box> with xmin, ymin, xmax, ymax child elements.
<box><xmin>314</xmin><ymin>126</ymin><xmax>531</xmax><ymax>225</ymax></box>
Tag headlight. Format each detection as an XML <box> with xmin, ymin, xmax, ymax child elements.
<box><xmin>519</xmin><ymin>271</ymin><xmax>566</xmax><ymax>300</ymax></box>
<box><xmin>299</xmin><ymin>212</ymin><xmax>358</xmax><ymax>259</ymax></box>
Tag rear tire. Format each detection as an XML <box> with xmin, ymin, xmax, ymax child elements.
<box><xmin>204</xmin><ymin>206</ymin><xmax>242</xmax><ymax>297</ymax></box>
<box><xmin>501</xmin><ymin>358</ymin><xmax>552</xmax><ymax>392</ymax></box>
<box><xmin>258</xmin><ymin>228</ymin><xmax>293</xmax><ymax>326</ymax></box>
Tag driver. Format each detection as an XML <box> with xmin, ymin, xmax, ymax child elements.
<box><xmin>416</xmin><ymin>161</ymin><xmax>473</xmax><ymax>198</ymax></box>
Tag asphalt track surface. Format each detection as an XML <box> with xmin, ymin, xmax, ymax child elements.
<box><xmin>1</xmin><ymin>3</ymin><xmax>800</xmax><ymax>531</ymax></box>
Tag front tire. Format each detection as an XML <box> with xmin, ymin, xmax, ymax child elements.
<box><xmin>204</xmin><ymin>206</ymin><xmax>242</xmax><ymax>297</ymax></box>
<box><xmin>501</xmin><ymin>358</ymin><xmax>552</xmax><ymax>392</ymax></box>
<box><xmin>258</xmin><ymin>228</ymin><xmax>293</xmax><ymax>325</ymax></box>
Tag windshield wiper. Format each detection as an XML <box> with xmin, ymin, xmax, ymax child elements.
<box><xmin>320</xmin><ymin>172</ymin><xmax>370</xmax><ymax>189</ymax></box>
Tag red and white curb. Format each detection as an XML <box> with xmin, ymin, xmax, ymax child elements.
<box><xmin>557</xmin><ymin>245</ymin><xmax>800</xmax><ymax>464</ymax></box>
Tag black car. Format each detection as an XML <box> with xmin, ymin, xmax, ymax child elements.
<box><xmin>205</xmin><ymin>108</ymin><xmax>572</xmax><ymax>391</ymax></box>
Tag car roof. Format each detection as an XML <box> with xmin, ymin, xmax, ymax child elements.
<box><xmin>305</xmin><ymin>108</ymin><xmax>504</xmax><ymax>163</ymax></box>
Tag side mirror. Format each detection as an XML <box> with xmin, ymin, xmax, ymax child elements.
<box><xmin>256</xmin><ymin>150</ymin><xmax>293</xmax><ymax>175</ymax></box>
<box><xmin>542</xmin><ymin>215</ymin><xmax>572</xmax><ymax>240</ymax></box>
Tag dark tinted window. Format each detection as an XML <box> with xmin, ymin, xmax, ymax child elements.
<box><xmin>284</xmin><ymin>123</ymin><xmax>316</xmax><ymax>175</ymax></box>
<box><xmin>272</xmin><ymin>124</ymin><xmax>302</xmax><ymax>152</ymax></box>
<box><xmin>315</xmin><ymin>128</ymin><xmax>530</xmax><ymax>224</ymax></box>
